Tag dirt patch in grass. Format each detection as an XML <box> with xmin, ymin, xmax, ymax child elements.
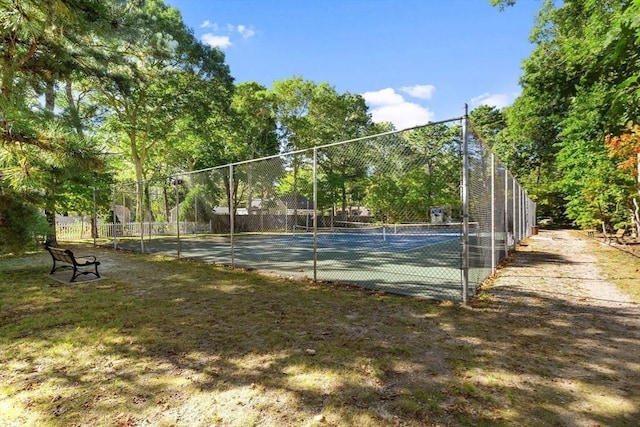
<box><xmin>1</xmin><ymin>231</ymin><xmax>639</xmax><ymax>426</ymax></box>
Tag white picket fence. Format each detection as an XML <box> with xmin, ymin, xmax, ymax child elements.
<box><xmin>55</xmin><ymin>222</ymin><xmax>95</xmax><ymax>241</ymax></box>
<box><xmin>55</xmin><ymin>221</ymin><xmax>205</xmax><ymax>241</ymax></box>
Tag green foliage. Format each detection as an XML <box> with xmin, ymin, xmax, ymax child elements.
<box><xmin>17</xmin><ymin>0</ymin><xmax>640</xmax><ymax>237</ymax></box>
<box><xmin>489</xmin><ymin>0</ymin><xmax>518</xmax><ymax>10</ymax></box>
<box><xmin>0</xmin><ymin>0</ymin><xmax>128</xmax><ymax>244</ymax></box>
<box><xmin>469</xmin><ymin>105</ymin><xmax>506</xmax><ymax>147</ymax></box>
<box><xmin>364</xmin><ymin>125</ymin><xmax>462</xmax><ymax>223</ymax></box>
<box><xmin>278</xmin><ymin>168</ymin><xmax>313</xmax><ymax>202</ymax></box>
<box><xmin>557</xmin><ymin>84</ymin><xmax>635</xmax><ymax>228</ymax></box>
<box><xmin>179</xmin><ymin>185</ymin><xmax>213</xmax><ymax>222</ymax></box>
<box><xmin>270</xmin><ymin>78</ymin><xmax>382</xmax><ymax>217</ymax></box>
<box><xmin>86</xmin><ymin>0</ymin><xmax>234</xmax><ymax>221</ymax></box>
<box><xmin>0</xmin><ymin>1</ymin><xmax>471</xmax><ymax>234</ymax></box>
<box><xmin>491</xmin><ymin>0</ymin><xmax>640</xmax><ymax>230</ymax></box>
<box><xmin>0</xmin><ymin>193</ymin><xmax>48</xmax><ymax>254</ymax></box>
<box><xmin>602</xmin><ymin>0</ymin><xmax>640</xmax><ymax>128</ymax></box>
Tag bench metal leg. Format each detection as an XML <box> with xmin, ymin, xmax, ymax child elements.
<box><xmin>69</xmin><ymin>264</ymin><xmax>100</xmax><ymax>282</ymax></box>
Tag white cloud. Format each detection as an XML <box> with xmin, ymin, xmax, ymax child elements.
<box><xmin>470</xmin><ymin>92</ymin><xmax>512</xmax><ymax>109</ymax></box>
<box><xmin>237</xmin><ymin>25</ymin><xmax>255</xmax><ymax>39</ymax></box>
<box><xmin>400</xmin><ymin>84</ymin><xmax>436</xmax><ymax>100</ymax></box>
<box><xmin>362</xmin><ymin>88</ymin><xmax>404</xmax><ymax>106</ymax></box>
<box><xmin>202</xmin><ymin>33</ymin><xmax>232</xmax><ymax>49</ymax></box>
<box><xmin>363</xmin><ymin>88</ymin><xmax>434</xmax><ymax>130</ymax></box>
<box><xmin>200</xmin><ymin>23</ymin><xmax>255</xmax><ymax>48</ymax></box>
<box><xmin>200</xmin><ymin>20</ymin><xmax>218</xmax><ymax>30</ymax></box>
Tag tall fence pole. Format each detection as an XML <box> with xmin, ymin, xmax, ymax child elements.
<box><xmin>313</xmin><ymin>147</ymin><xmax>318</xmax><ymax>281</ymax></box>
<box><xmin>519</xmin><ymin>187</ymin><xmax>524</xmax><ymax>240</ymax></box>
<box><xmin>112</xmin><ymin>186</ymin><xmax>118</xmax><ymax>249</ymax></box>
<box><xmin>490</xmin><ymin>153</ymin><xmax>496</xmax><ymax>272</ymax></box>
<box><xmin>92</xmin><ymin>187</ymin><xmax>97</xmax><ymax>248</ymax></box>
<box><xmin>461</xmin><ymin>104</ymin><xmax>470</xmax><ymax>305</ymax></box>
<box><xmin>504</xmin><ymin>172</ymin><xmax>509</xmax><ymax>256</ymax></box>
<box><xmin>512</xmin><ymin>178</ymin><xmax>517</xmax><ymax>246</ymax></box>
<box><xmin>531</xmin><ymin>199</ymin><xmax>536</xmax><ymax>233</ymax></box>
<box><xmin>139</xmin><ymin>180</ymin><xmax>145</xmax><ymax>254</ymax></box>
<box><xmin>175</xmin><ymin>179</ymin><xmax>181</xmax><ymax>259</ymax></box>
<box><xmin>229</xmin><ymin>164</ymin><xmax>235</xmax><ymax>267</ymax></box>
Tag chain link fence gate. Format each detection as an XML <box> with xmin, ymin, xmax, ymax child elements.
<box><xmin>60</xmin><ymin>112</ymin><xmax>535</xmax><ymax>303</ymax></box>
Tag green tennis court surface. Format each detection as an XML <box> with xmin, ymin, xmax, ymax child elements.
<box><xmin>110</xmin><ymin>232</ymin><xmax>469</xmax><ymax>301</ymax></box>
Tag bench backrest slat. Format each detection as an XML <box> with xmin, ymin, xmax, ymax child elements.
<box><xmin>48</xmin><ymin>247</ymin><xmax>76</xmax><ymax>265</ymax></box>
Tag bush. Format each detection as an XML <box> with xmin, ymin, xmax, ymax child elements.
<box><xmin>0</xmin><ymin>195</ymin><xmax>49</xmax><ymax>254</ymax></box>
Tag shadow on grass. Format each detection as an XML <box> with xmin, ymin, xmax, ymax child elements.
<box><xmin>1</xmin><ymin>245</ymin><xmax>639</xmax><ymax>426</ymax></box>
<box><xmin>467</xmin><ymin>287</ymin><xmax>639</xmax><ymax>425</ymax></box>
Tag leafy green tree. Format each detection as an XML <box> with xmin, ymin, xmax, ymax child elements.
<box><xmin>491</xmin><ymin>0</ymin><xmax>640</xmax><ymax>230</ymax></box>
<box><xmin>556</xmin><ymin>84</ymin><xmax>632</xmax><ymax>229</ymax></box>
<box><xmin>469</xmin><ymin>105</ymin><xmax>506</xmax><ymax>147</ymax></box>
<box><xmin>188</xmin><ymin>82</ymin><xmax>280</xmax><ymax>216</ymax></box>
<box><xmin>0</xmin><ymin>0</ymin><xmax>120</xmax><ymax>245</ymax></box>
<box><xmin>272</xmin><ymin>78</ymin><xmax>380</xmax><ymax>218</ymax></box>
<box><xmin>271</xmin><ymin>77</ymin><xmax>316</xmax><ymax>152</ymax></box>
<box><xmin>365</xmin><ymin>124</ymin><xmax>461</xmax><ymax>223</ymax></box>
<box><xmin>227</xmin><ymin>82</ymin><xmax>279</xmax><ymax>214</ymax></box>
<box><xmin>91</xmin><ymin>0</ymin><xmax>233</xmax><ymax>222</ymax></box>
<box><xmin>308</xmin><ymin>88</ymin><xmax>377</xmax><ymax>217</ymax></box>
<box><xmin>0</xmin><ymin>193</ymin><xmax>49</xmax><ymax>253</ymax></box>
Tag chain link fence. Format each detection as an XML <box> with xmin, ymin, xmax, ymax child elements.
<box><xmin>60</xmin><ymin>114</ymin><xmax>535</xmax><ymax>302</ymax></box>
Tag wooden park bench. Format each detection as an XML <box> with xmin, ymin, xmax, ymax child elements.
<box><xmin>604</xmin><ymin>228</ymin><xmax>626</xmax><ymax>245</ymax></box>
<box><xmin>46</xmin><ymin>246</ymin><xmax>101</xmax><ymax>282</ymax></box>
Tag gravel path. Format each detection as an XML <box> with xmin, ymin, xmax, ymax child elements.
<box><xmin>486</xmin><ymin>229</ymin><xmax>640</xmax><ymax>426</ymax></box>
<box><xmin>494</xmin><ymin>229</ymin><xmax>636</xmax><ymax>309</ymax></box>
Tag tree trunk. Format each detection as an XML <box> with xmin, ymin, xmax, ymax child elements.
<box><xmin>45</xmin><ymin>80</ymin><xmax>55</xmax><ymax>112</ymax></box>
<box><xmin>633</xmin><ymin>198</ymin><xmax>640</xmax><ymax>238</ymax></box>
<box><xmin>130</xmin><ymin>135</ymin><xmax>144</xmax><ymax>223</ymax></box>
<box><xmin>247</xmin><ymin>164</ymin><xmax>253</xmax><ymax>214</ymax></box>
<box><xmin>163</xmin><ymin>184</ymin><xmax>170</xmax><ymax>222</ymax></box>
<box><xmin>65</xmin><ymin>80</ymin><xmax>84</xmax><ymax>137</ymax></box>
<box><xmin>43</xmin><ymin>80</ymin><xmax>58</xmax><ymax>246</ymax></box>
<box><xmin>44</xmin><ymin>209</ymin><xmax>57</xmax><ymax>247</ymax></box>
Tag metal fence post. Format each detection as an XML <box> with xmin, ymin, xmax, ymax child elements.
<box><xmin>313</xmin><ymin>147</ymin><xmax>318</xmax><ymax>281</ymax></box>
<box><xmin>92</xmin><ymin>187</ymin><xmax>97</xmax><ymax>248</ymax></box>
<box><xmin>112</xmin><ymin>186</ymin><xmax>118</xmax><ymax>249</ymax></box>
<box><xmin>461</xmin><ymin>105</ymin><xmax>470</xmax><ymax>305</ymax></box>
<box><xmin>139</xmin><ymin>180</ymin><xmax>145</xmax><ymax>254</ymax></box>
<box><xmin>229</xmin><ymin>164</ymin><xmax>235</xmax><ymax>267</ymax></box>
<box><xmin>525</xmin><ymin>190</ymin><xmax>528</xmax><ymax>236</ymax></box>
<box><xmin>532</xmin><ymin>199</ymin><xmax>537</xmax><ymax>234</ymax></box>
<box><xmin>175</xmin><ymin>179</ymin><xmax>181</xmax><ymax>259</ymax></box>
<box><xmin>512</xmin><ymin>178</ymin><xmax>517</xmax><ymax>245</ymax></box>
<box><xmin>490</xmin><ymin>153</ymin><xmax>496</xmax><ymax>272</ymax></box>
<box><xmin>504</xmin><ymin>172</ymin><xmax>509</xmax><ymax>256</ymax></box>
<box><xmin>520</xmin><ymin>187</ymin><xmax>524</xmax><ymax>240</ymax></box>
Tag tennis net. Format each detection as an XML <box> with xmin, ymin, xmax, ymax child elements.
<box><xmin>294</xmin><ymin>221</ymin><xmax>471</xmax><ymax>237</ymax></box>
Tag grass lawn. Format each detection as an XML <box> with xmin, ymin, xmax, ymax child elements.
<box><xmin>1</xmin><ymin>237</ymin><xmax>638</xmax><ymax>426</ymax></box>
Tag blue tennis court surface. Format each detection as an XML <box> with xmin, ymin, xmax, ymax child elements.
<box><xmin>107</xmin><ymin>230</ymin><xmax>467</xmax><ymax>301</ymax></box>
<box><xmin>238</xmin><ymin>232</ymin><xmax>461</xmax><ymax>253</ymax></box>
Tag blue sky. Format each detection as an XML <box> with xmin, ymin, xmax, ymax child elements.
<box><xmin>165</xmin><ymin>0</ymin><xmax>541</xmax><ymax>129</ymax></box>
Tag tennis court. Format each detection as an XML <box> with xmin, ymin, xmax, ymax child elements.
<box><xmin>111</xmin><ymin>223</ymin><xmax>473</xmax><ymax>301</ymax></box>
<box><xmin>83</xmin><ymin>118</ymin><xmax>536</xmax><ymax>303</ymax></box>
<box><xmin>260</xmin><ymin>223</ymin><xmax>462</xmax><ymax>252</ymax></box>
